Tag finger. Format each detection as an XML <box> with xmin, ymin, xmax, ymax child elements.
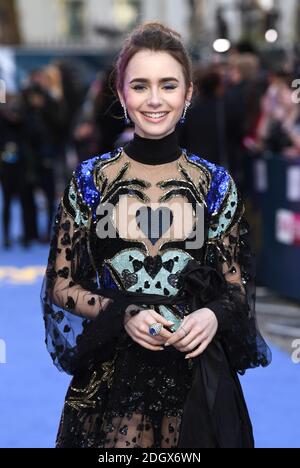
<box><xmin>176</xmin><ymin>329</ymin><xmax>208</xmax><ymax>350</ymax></box>
<box><xmin>148</xmin><ymin>310</ymin><xmax>175</xmax><ymax>328</ymax></box>
<box><xmin>178</xmin><ymin>336</ymin><xmax>202</xmax><ymax>353</ymax></box>
<box><xmin>169</xmin><ymin>330</ymin><xmax>197</xmax><ymax>349</ymax></box>
<box><xmin>137</xmin><ymin>327</ymin><xmax>173</xmax><ymax>345</ymax></box>
<box><xmin>185</xmin><ymin>338</ymin><xmax>210</xmax><ymax>359</ymax></box>
<box><xmin>157</xmin><ymin>328</ymin><xmax>173</xmax><ymax>340</ymax></box>
<box><xmin>125</xmin><ymin>314</ymin><xmax>173</xmax><ymax>342</ymax></box>
<box><xmin>163</xmin><ymin>330</ymin><xmax>185</xmax><ymax>346</ymax></box>
<box><xmin>125</xmin><ymin>324</ymin><xmax>165</xmax><ymax>349</ymax></box>
<box><xmin>135</xmin><ymin>339</ymin><xmax>164</xmax><ymax>351</ymax></box>
<box><xmin>172</xmin><ymin>334</ymin><xmax>201</xmax><ymax>352</ymax></box>
<box><xmin>138</xmin><ymin>324</ymin><xmax>172</xmax><ymax>341</ymax></box>
<box><xmin>139</xmin><ymin>334</ymin><xmax>165</xmax><ymax>346</ymax></box>
<box><xmin>164</xmin><ymin>326</ymin><xmax>191</xmax><ymax>346</ymax></box>
<box><xmin>130</xmin><ymin>325</ymin><xmax>167</xmax><ymax>344</ymax></box>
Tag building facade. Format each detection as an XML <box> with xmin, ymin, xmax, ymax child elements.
<box><xmin>0</xmin><ymin>0</ymin><xmax>298</xmax><ymax>50</ymax></box>
<box><xmin>14</xmin><ymin>0</ymin><xmax>190</xmax><ymax>48</ymax></box>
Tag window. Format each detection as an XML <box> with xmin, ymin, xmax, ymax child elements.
<box><xmin>65</xmin><ymin>0</ymin><xmax>84</xmax><ymax>38</ymax></box>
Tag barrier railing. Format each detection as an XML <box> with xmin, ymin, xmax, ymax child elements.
<box><xmin>248</xmin><ymin>151</ymin><xmax>300</xmax><ymax>301</ymax></box>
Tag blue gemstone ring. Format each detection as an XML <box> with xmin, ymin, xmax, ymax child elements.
<box><xmin>148</xmin><ymin>323</ymin><xmax>163</xmax><ymax>336</ymax></box>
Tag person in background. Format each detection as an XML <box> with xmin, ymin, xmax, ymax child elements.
<box><xmin>22</xmin><ymin>67</ymin><xmax>67</xmax><ymax>241</ymax></box>
<box><xmin>93</xmin><ymin>66</ymin><xmax>129</xmax><ymax>153</ymax></box>
<box><xmin>224</xmin><ymin>53</ymin><xmax>261</xmax><ymax>189</ymax></box>
<box><xmin>256</xmin><ymin>70</ymin><xmax>300</xmax><ymax>159</ymax></box>
<box><xmin>0</xmin><ymin>93</ymin><xmax>37</xmax><ymax>247</ymax></box>
<box><xmin>178</xmin><ymin>65</ymin><xmax>227</xmax><ymax>167</ymax></box>
<box><xmin>73</xmin><ymin>67</ymin><xmax>129</xmax><ymax>163</ymax></box>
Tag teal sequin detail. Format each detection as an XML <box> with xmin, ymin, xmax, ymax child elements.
<box><xmin>208</xmin><ymin>182</ymin><xmax>238</xmax><ymax>239</ymax></box>
<box><xmin>108</xmin><ymin>249</ymin><xmax>190</xmax><ymax>293</ymax></box>
<box><xmin>106</xmin><ymin>249</ymin><xmax>192</xmax><ymax>330</ymax></box>
<box><xmin>68</xmin><ymin>181</ymin><xmax>89</xmax><ymax>227</ymax></box>
<box><xmin>158</xmin><ymin>305</ymin><xmax>182</xmax><ymax>332</ymax></box>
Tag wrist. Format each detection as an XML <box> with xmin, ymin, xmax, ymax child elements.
<box><xmin>125</xmin><ymin>304</ymin><xmax>141</xmax><ymax>316</ymax></box>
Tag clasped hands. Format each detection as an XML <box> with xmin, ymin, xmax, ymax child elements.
<box><xmin>124</xmin><ymin>305</ymin><xmax>218</xmax><ymax>359</ymax></box>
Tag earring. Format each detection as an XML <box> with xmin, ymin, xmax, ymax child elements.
<box><xmin>180</xmin><ymin>101</ymin><xmax>190</xmax><ymax>124</ymax></box>
<box><xmin>121</xmin><ymin>103</ymin><xmax>131</xmax><ymax>125</ymax></box>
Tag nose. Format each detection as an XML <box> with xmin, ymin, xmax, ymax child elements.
<box><xmin>147</xmin><ymin>87</ymin><xmax>163</xmax><ymax>107</ymax></box>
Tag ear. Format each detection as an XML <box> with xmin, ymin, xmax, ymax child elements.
<box><xmin>186</xmin><ymin>82</ymin><xmax>194</xmax><ymax>103</ymax></box>
<box><xmin>117</xmin><ymin>89</ymin><xmax>125</xmax><ymax>107</ymax></box>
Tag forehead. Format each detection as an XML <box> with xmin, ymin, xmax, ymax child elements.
<box><xmin>124</xmin><ymin>49</ymin><xmax>184</xmax><ymax>82</ymax></box>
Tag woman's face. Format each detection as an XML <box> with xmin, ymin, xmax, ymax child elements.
<box><xmin>118</xmin><ymin>49</ymin><xmax>193</xmax><ymax>139</ymax></box>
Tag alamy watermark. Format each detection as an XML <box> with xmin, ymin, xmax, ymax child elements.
<box><xmin>0</xmin><ymin>79</ymin><xmax>6</xmax><ymax>103</ymax></box>
<box><xmin>291</xmin><ymin>339</ymin><xmax>300</xmax><ymax>364</ymax></box>
<box><xmin>0</xmin><ymin>339</ymin><xmax>6</xmax><ymax>364</ymax></box>
<box><xmin>96</xmin><ymin>198</ymin><xmax>205</xmax><ymax>249</ymax></box>
<box><xmin>291</xmin><ymin>79</ymin><xmax>300</xmax><ymax>104</ymax></box>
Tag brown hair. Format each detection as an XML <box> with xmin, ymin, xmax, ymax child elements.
<box><xmin>115</xmin><ymin>21</ymin><xmax>193</xmax><ymax>95</ymax></box>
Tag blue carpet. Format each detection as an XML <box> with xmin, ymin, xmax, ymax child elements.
<box><xmin>242</xmin><ymin>344</ymin><xmax>300</xmax><ymax>448</ymax></box>
<box><xmin>0</xmin><ymin>244</ymin><xmax>70</xmax><ymax>448</ymax></box>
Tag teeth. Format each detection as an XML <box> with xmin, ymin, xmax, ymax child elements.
<box><xmin>143</xmin><ymin>112</ymin><xmax>168</xmax><ymax>119</ymax></box>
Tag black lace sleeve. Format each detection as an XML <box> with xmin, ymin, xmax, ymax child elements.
<box><xmin>203</xmin><ymin>180</ymin><xmax>272</xmax><ymax>373</ymax></box>
<box><xmin>40</xmin><ymin>176</ymin><xmax>131</xmax><ymax>375</ymax></box>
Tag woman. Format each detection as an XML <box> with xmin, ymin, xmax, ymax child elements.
<box><xmin>41</xmin><ymin>22</ymin><xmax>271</xmax><ymax>448</ymax></box>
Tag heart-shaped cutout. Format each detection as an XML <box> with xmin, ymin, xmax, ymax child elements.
<box><xmin>136</xmin><ymin>206</ymin><xmax>173</xmax><ymax>245</ymax></box>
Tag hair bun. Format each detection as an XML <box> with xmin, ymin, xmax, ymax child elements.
<box><xmin>141</xmin><ymin>21</ymin><xmax>182</xmax><ymax>40</ymax></box>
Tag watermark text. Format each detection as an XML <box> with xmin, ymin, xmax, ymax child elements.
<box><xmin>291</xmin><ymin>339</ymin><xmax>300</xmax><ymax>364</ymax></box>
<box><xmin>0</xmin><ymin>79</ymin><xmax>6</xmax><ymax>103</ymax></box>
<box><xmin>0</xmin><ymin>339</ymin><xmax>6</xmax><ymax>364</ymax></box>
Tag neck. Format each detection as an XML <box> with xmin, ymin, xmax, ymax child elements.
<box><xmin>123</xmin><ymin>130</ymin><xmax>181</xmax><ymax>165</ymax></box>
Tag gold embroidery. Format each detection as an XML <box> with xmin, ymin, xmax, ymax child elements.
<box><xmin>94</xmin><ymin>150</ymin><xmax>123</xmax><ymax>192</ymax></box>
<box><xmin>183</xmin><ymin>150</ymin><xmax>211</xmax><ymax>195</ymax></box>
<box><xmin>66</xmin><ymin>357</ymin><xmax>116</xmax><ymax>411</ymax></box>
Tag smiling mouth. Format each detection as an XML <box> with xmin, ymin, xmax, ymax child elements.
<box><xmin>141</xmin><ymin>111</ymin><xmax>170</xmax><ymax>121</ymax></box>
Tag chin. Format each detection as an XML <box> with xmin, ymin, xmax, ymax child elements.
<box><xmin>137</xmin><ymin>123</ymin><xmax>176</xmax><ymax>139</ymax></box>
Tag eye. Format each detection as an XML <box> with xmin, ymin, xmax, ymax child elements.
<box><xmin>132</xmin><ymin>85</ymin><xmax>146</xmax><ymax>91</ymax></box>
<box><xmin>163</xmin><ymin>84</ymin><xmax>177</xmax><ymax>90</ymax></box>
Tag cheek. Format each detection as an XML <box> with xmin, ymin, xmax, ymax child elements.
<box><xmin>169</xmin><ymin>94</ymin><xmax>186</xmax><ymax>114</ymax></box>
<box><xmin>123</xmin><ymin>90</ymin><xmax>142</xmax><ymax>111</ymax></box>
<box><xmin>174</xmin><ymin>95</ymin><xmax>186</xmax><ymax>109</ymax></box>
<box><xmin>167</xmin><ymin>89</ymin><xmax>187</xmax><ymax>108</ymax></box>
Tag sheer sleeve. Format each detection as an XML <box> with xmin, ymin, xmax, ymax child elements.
<box><xmin>204</xmin><ymin>178</ymin><xmax>271</xmax><ymax>373</ymax></box>
<box><xmin>41</xmin><ymin>175</ymin><xmax>129</xmax><ymax>375</ymax></box>
<box><xmin>51</xmin><ymin>207</ymin><xmax>111</xmax><ymax>320</ymax></box>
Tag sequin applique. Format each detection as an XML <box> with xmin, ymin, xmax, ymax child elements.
<box><xmin>104</xmin><ymin>249</ymin><xmax>192</xmax><ymax>330</ymax></box>
<box><xmin>66</xmin><ymin>356</ymin><xmax>116</xmax><ymax>411</ymax></box>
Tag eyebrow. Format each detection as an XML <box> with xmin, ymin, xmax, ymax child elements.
<box><xmin>129</xmin><ymin>77</ymin><xmax>179</xmax><ymax>84</ymax></box>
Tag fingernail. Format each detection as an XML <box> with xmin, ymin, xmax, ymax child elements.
<box><xmin>164</xmin><ymin>343</ymin><xmax>170</xmax><ymax>347</ymax></box>
<box><xmin>185</xmin><ymin>355</ymin><xmax>190</xmax><ymax>359</ymax></box>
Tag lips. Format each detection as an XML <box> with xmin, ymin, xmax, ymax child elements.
<box><xmin>141</xmin><ymin>111</ymin><xmax>169</xmax><ymax>122</ymax></box>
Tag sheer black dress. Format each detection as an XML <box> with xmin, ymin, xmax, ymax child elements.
<box><xmin>41</xmin><ymin>131</ymin><xmax>271</xmax><ymax>448</ymax></box>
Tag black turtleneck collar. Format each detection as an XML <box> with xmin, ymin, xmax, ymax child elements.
<box><xmin>123</xmin><ymin>130</ymin><xmax>181</xmax><ymax>165</ymax></box>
